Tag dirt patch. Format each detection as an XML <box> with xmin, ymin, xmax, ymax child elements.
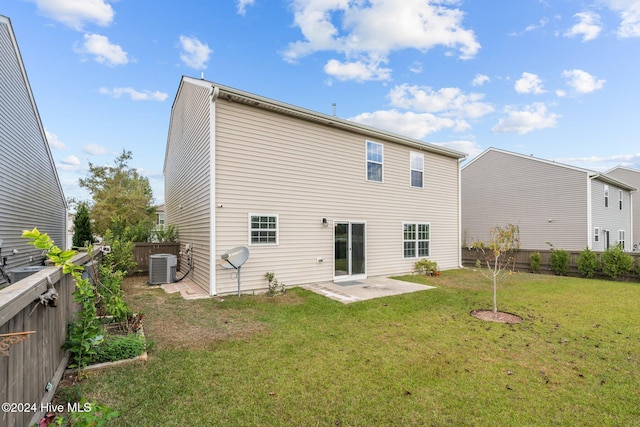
<box><xmin>470</xmin><ymin>309</ymin><xmax>523</xmax><ymax>324</ymax></box>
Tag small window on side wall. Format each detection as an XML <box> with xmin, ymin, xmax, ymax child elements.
<box><xmin>410</xmin><ymin>152</ymin><xmax>424</xmax><ymax>188</ymax></box>
<box><xmin>249</xmin><ymin>214</ymin><xmax>278</xmax><ymax>245</ymax></box>
<box><xmin>594</xmin><ymin>227</ymin><xmax>599</xmax><ymax>242</ymax></box>
<box><xmin>619</xmin><ymin>190</ymin><xmax>623</xmax><ymax>210</ymax></box>
<box><xmin>604</xmin><ymin>185</ymin><xmax>609</xmax><ymax>208</ymax></box>
<box><xmin>366</xmin><ymin>141</ymin><xmax>383</xmax><ymax>182</ymax></box>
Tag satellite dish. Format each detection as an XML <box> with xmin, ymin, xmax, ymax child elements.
<box><xmin>220</xmin><ymin>246</ymin><xmax>250</xmax><ymax>297</ymax></box>
<box><xmin>220</xmin><ymin>246</ymin><xmax>250</xmax><ymax>269</ymax></box>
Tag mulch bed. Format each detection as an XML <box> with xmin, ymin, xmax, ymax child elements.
<box><xmin>470</xmin><ymin>309</ymin><xmax>523</xmax><ymax>324</ymax></box>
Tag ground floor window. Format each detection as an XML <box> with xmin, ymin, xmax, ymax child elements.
<box><xmin>249</xmin><ymin>214</ymin><xmax>278</xmax><ymax>245</ymax></box>
<box><xmin>403</xmin><ymin>222</ymin><xmax>430</xmax><ymax>258</ymax></box>
<box><xmin>618</xmin><ymin>230</ymin><xmax>625</xmax><ymax>250</ymax></box>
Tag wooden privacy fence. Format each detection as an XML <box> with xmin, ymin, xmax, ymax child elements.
<box><xmin>0</xmin><ymin>249</ymin><xmax>98</xmax><ymax>427</ymax></box>
<box><xmin>132</xmin><ymin>242</ymin><xmax>181</xmax><ymax>274</ymax></box>
<box><xmin>462</xmin><ymin>247</ymin><xmax>640</xmax><ymax>280</ymax></box>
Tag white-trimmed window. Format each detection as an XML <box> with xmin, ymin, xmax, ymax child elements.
<box><xmin>366</xmin><ymin>141</ymin><xmax>383</xmax><ymax>182</ymax></box>
<box><xmin>410</xmin><ymin>152</ymin><xmax>424</xmax><ymax>188</ymax></box>
<box><xmin>249</xmin><ymin>214</ymin><xmax>278</xmax><ymax>245</ymax></box>
<box><xmin>594</xmin><ymin>227</ymin><xmax>599</xmax><ymax>242</ymax></box>
<box><xmin>604</xmin><ymin>185</ymin><xmax>609</xmax><ymax>207</ymax></box>
<box><xmin>619</xmin><ymin>230</ymin><xmax>625</xmax><ymax>250</ymax></box>
<box><xmin>619</xmin><ymin>190</ymin><xmax>623</xmax><ymax>210</ymax></box>
<box><xmin>403</xmin><ymin>223</ymin><xmax>430</xmax><ymax>258</ymax></box>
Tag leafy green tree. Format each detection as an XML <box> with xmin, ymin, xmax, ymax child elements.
<box><xmin>601</xmin><ymin>244</ymin><xmax>634</xmax><ymax>279</ymax></box>
<box><xmin>72</xmin><ymin>202</ymin><xmax>94</xmax><ymax>247</ymax></box>
<box><xmin>577</xmin><ymin>247</ymin><xmax>600</xmax><ymax>278</ymax></box>
<box><xmin>471</xmin><ymin>224</ymin><xmax>520</xmax><ymax>315</ymax></box>
<box><xmin>550</xmin><ymin>248</ymin><xmax>569</xmax><ymax>276</ymax></box>
<box><xmin>79</xmin><ymin>150</ymin><xmax>156</xmax><ymax>237</ymax></box>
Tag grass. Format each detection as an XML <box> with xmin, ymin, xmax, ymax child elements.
<box><xmin>60</xmin><ymin>269</ymin><xmax>640</xmax><ymax>426</ymax></box>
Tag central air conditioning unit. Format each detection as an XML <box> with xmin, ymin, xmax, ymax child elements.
<box><xmin>149</xmin><ymin>254</ymin><xmax>177</xmax><ymax>285</ymax></box>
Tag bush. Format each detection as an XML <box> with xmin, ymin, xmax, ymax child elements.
<box><xmin>102</xmin><ymin>230</ymin><xmax>136</xmax><ymax>275</ymax></box>
<box><xmin>529</xmin><ymin>252</ymin><xmax>541</xmax><ymax>273</ymax></box>
<box><xmin>601</xmin><ymin>245</ymin><xmax>634</xmax><ymax>279</ymax></box>
<box><xmin>73</xmin><ymin>202</ymin><xmax>94</xmax><ymax>248</ymax></box>
<box><xmin>550</xmin><ymin>249</ymin><xmax>569</xmax><ymax>276</ymax></box>
<box><xmin>577</xmin><ymin>247</ymin><xmax>600</xmax><ymax>278</ymax></box>
<box><xmin>88</xmin><ymin>333</ymin><xmax>146</xmax><ymax>364</ymax></box>
<box><xmin>415</xmin><ymin>259</ymin><xmax>439</xmax><ymax>275</ymax></box>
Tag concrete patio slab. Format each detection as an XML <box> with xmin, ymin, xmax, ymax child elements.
<box><xmin>299</xmin><ymin>276</ymin><xmax>435</xmax><ymax>304</ymax></box>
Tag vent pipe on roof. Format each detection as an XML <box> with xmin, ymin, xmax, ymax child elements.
<box><xmin>332</xmin><ymin>103</ymin><xmax>336</xmax><ymax>117</ymax></box>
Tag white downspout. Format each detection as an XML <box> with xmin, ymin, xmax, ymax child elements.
<box><xmin>209</xmin><ymin>86</ymin><xmax>219</xmax><ymax>296</ymax></box>
<box><xmin>586</xmin><ymin>177</ymin><xmax>593</xmax><ymax>250</ymax></box>
<box><xmin>458</xmin><ymin>158</ymin><xmax>464</xmax><ymax>268</ymax></box>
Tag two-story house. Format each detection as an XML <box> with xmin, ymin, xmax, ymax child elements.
<box><xmin>606</xmin><ymin>166</ymin><xmax>640</xmax><ymax>250</ymax></box>
<box><xmin>164</xmin><ymin>77</ymin><xmax>467</xmax><ymax>295</ymax></box>
<box><xmin>461</xmin><ymin>148</ymin><xmax>635</xmax><ymax>252</ymax></box>
<box><xmin>0</xmin><ymin>15</ymin><xmax>67</xmax><ymax>287</ymax></box>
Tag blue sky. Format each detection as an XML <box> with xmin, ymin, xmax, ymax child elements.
<box><xmin>3</xmin><ymin>0</ymin><xmax>640</xmax><ymax>206</ymax></box>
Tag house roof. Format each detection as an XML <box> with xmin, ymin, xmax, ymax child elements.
<box><xmin>464</xmin><ymin>147</ymin><xmax>637</xmax><ymax>192</ymax></box>
<box><xmin>0</xmin><ymin>15</ymin><xmax>67</xmax><ymax>208</ymax></box>
<box><xmin>166</xmin><ymin>76</ymin><xmax>468</xmax><ymax>168</ymax></box>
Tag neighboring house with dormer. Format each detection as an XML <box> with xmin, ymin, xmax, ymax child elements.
<box><xmin>606</xmin><ymin>166</ymin><xmax>640</xmax><ymax>250</ymax></box>
<box><xmin>461</xmin><ymin>148</ymin><xmax>635</xmax><ymax>252</ymax></box>
<box><xmin>0</xmin><ymin>15</ymin><xmax>67</xmax><ymax>287</ymax></box>
<box><xmin>164</xmin><ymin>76</ymin><xmax>467</xmax><ymax>296</ymax></box>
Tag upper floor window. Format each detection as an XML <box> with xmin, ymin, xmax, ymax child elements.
<box><xmin>594</xmin><ymin>227</ymin><xmax>599</xmax><ymax>242</ymax></box>
<box><xmin>366</xmin><ymin>141</ymin><xmax>383</xmax><ymax>182</ymax></box>
<box><xmin>249</xmin><ymin>214</ymin><xmax>278</xmax><ymax>245</ymax></box>
<box><xmin>604</xmin><ymin>184</ymin><xmax>609</xmax><ymax>207</ymax></box>
<box><xmin>619</xmin><ymin>190</ymin><xmax>623</xmax><ymax>210</ymax></box>
<box><xmin>403</xmin><ymin>223</ymin><xmax>430</xmax><ymax>258</ymax></box>
<box><xmin>410</xmin><ymin>152</ymin><xmax>424</xmax><ymax>188</ymax></box>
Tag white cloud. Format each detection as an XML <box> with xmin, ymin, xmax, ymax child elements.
<box><xmin>58</xmin><ymin>154</ymin><xmax>82</xmax><ymax>171</ymax></box>
<box><xmin>564</xmin><ymin>11</ymin><xmax>602</xmax><ymax>41</ymax></box>
<box><xmin>514</xmin><ymin>72</ymin><xmax>545</xmax><ymax>94</ymax></box>
<box><xmin>45</xmin><ymin>129</ymin><xmax>67</xmax><ymax>150</ymax></box>
<box><xmin>562</xmin><ymin>69</ymin><xmax>605</xmax><ymax>94</ymax></box>
<box><xmin>409</xmin><ymin>61</ymin><xmax>423</xmax><ymax>74</ymax></box>
<box><xmin>558</xmin><ymin>152</ymin><xmax>640</xmax><ymax>165</ymax></box>
<box><xmin>601</xmin><ymin>0</ymin><xmax>640</xmax><ymax>38</ymax></box>
<box><xmin>436</xmin><ymin>140</ymin><xmax>484</xmax><ymax>159</ymax></box>
<box><xmin>283</xmin><ymin>0</ymin><xmax>480</xmax><ymax>81</ymax></box>
<box><xmin>98</xmin><ymin>87</ymin><xmax>169</xmax><ymax>101</ymax></box>
<box><xmin>179</xmin><ymin>35</ymin><xmax>212</xmax><ymax>70</ymax></box>
<box><xmin>388</xmin><ymin>84</ymin><xmax>494</xmax><ymax>119</ymax></box>
<box><xmin>237</xmin><ymin>0</ymin><xmax>255</xmax><ymax>16</ymax></box>
<box><xmin>83</xmin><ymin>143</ymin><xmax>110</xmax><ymax>156</ymax></box>
<box><xmin>35</xmin><ymin>0</ymin><xmax>114</xmax><ymax>30</ymax></box>
<box><xmin>492</xmin><ymin>102</ymin><xmax>559</xmax><ymax>134</ymax></box>
<box><xmin>324</xmin><ymin>58</ymin><xmax>391</xmax><ymax>82</ymax></box>
<box><xmin>349</xmin><ymin>110</ymin><xmax>462</xmax><ymax>139</ymax></box>
<box><xmin>472</xmin><ymin>74</ymin><xmax>490</xmax><ymax>87</ymax></box>
<box><xmin>77</xmin><ymin>33</ymin><xmax>128</xmax><ymax>66</ymax></box>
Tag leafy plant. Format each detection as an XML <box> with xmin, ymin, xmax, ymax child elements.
<box><xmin>471</xmin><ymin>224</ymin><xmax>520</xmax><ymax>315</ymax></box>
<box><xmin>96</xmin><ymin>264</ymin><xmax>132</xmax><ymax>323</ymax></box>
<box><xmin>414</xmin><ymin>259</ymin><xmax>439</xmax><ymax>275</ymax></box>
<box><xmin>102</xmin><ymin>230</ymin><xmax>136</xmax><ymax>275</ymax></box>
<box><xmin>67</xmin><ymin>398</ymin><xmax>120</xmax><ymax>426</ymax></box>
<box><xmin>264</xmin><ymin>272</ymin><xmax>286</xmax><ymax>296</ymax></box>
<box><xmin>88</xmin><ymin>333</ymin><xmax>146</xmax><ymax>365</ymax></box>
<box><xmin>23</xmin><ymin>228</ymin><xmax>103</xmax><ymax>375</ymax></box>
<box><xmin>153</xmin><ymin>224</ymin><xmax>178</xmax><ymax>242</ymax></box>
<box><xmin>577</xmin><ymin>247</ymin><xmax>600</xmax><ymax>278</ymax></box>
<box><xmin>550</xmin><ymin>248</ymin><xmax>569</xmax><ymax>276</ymax></box>
<box><xmin>601</xmin><ymin>244</ymin><xmax>634</xmax><ymax>279</ymax></box>
<box><xmin>529</xmin><ymin>252</ymin><xmax>541</xmax><ymax>274</ymax></box>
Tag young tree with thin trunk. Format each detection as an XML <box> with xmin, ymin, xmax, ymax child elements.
<box><xmin>471</xmin><ymin>224</ymin><xmax>520</xmax><ymax>315</ymax></box>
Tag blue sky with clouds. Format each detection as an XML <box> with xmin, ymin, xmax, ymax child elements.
<box><xmin>3</xmin><ymin>0</ymin><xmax>640</xmax><ymax>205</ymax></box>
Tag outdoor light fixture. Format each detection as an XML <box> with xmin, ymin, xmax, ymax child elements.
<box><xmin>322</xmin><ymin>218</ymin><xmax>328</xmax><ymax>227</ymax></box>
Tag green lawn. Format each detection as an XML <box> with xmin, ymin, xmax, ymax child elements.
<box><xmin>66</xmin><ymin>269</ymin><xmax>640</xmax><ymax>426</ymax></box>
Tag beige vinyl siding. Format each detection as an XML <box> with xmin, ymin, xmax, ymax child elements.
<box><xmin>606</xmin><ymin>167</ymin><xmax>639</xmax><ymax>249</ymax></box>
<box><xmin>0</xmin><ymin>17</ymin><xmax>66</xmax><ymax>271</ymax></box>
<box><xmin>462</xmin><ymin>150</ymin><xmax>588</xmax><ymax>251</ymax></box>
<box><xmin>164</xmin><ymin>81</ymin><xmax>212</xmax><ymax>292</ymax></box>
<box><xmin>213</xmin><ymin>99</ymin><xmax>460</xmax><ymax>294</ymax></box>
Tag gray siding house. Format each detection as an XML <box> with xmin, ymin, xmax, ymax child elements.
<box><xmin>606</xmin><ymin>166</ymin><xmax>640</xmax><ymax>250</ymax></box>
<box><xmin>0</xmin><ymin>15</ymin><xmax>67</xmax><ymax>286</ymax></box>
<box><xmin>461</xmin><ymin>148</ymin><xmax>635</xmax><ymax>252</ymax></box>
<box><xmin>165</xmin><ymin>76</ymin><xmax>467</xmax><ymax>296</ymax></box>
